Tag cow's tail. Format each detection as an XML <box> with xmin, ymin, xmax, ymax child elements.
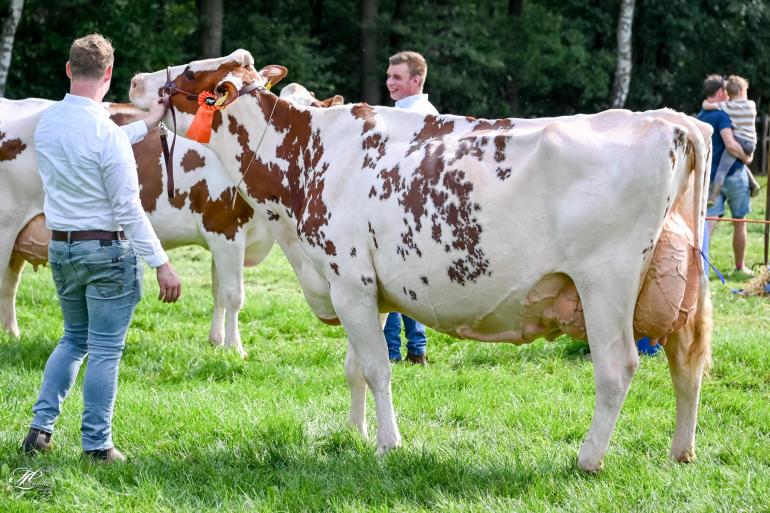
<box><xmin>683</xmin><ymin>114</ymin><xmax>713</xmax><ymax>370</ymax></box>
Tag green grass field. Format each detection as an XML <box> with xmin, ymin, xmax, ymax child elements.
<box><xmin>1</xmin><ymin>180</ymin><xmax>769</xmax><ymax>512</ymax></box>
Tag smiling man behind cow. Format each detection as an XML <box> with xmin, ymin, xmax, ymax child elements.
<box><xmin>21</xmin><ymin>34</ymin><xmax>181</xmax><ymax>463</ymax></box>
<box><xmin>382</xmin><ymin>51</ymin><xmax>437</xmax><ymax>364</ymax></box>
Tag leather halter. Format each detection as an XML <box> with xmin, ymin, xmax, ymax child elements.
<box><xmin>158</xmin><ymin>66</ymin><xmax>262</xmax><ymax>199</ymax></box>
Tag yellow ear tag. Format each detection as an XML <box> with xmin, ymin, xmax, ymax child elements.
<box><xmin>265</xmin><ymin>80</ymin><xmax>273</xmax><ymax>91</ymax></box>
<box><xmin>213</xmin><ymin>91</ymin><xmax>229</xmax><ymax>107</ymax></box>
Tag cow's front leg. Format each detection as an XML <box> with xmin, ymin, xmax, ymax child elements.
<box><xmin>209</xmin><ymin>243</ymin><xmax>246</xmax><ymax>358</ymax></box>
<box><xmin>330</xmin><ymin>285</ymin><xmax>401</xmax><ymax>453</ymax></box>
<box><xmin>345</xmin><ymin>341</ymin><xmax>368</xmax><ymax>439</ymax></box>
<box><xmin>577</xmin><ymin>283</ymin><xmax>640</xmax><ymax>472</ymax></box>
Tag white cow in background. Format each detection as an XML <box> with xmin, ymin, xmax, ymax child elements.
<box><xmin>130</xmin><ymin>50</ymin><xmax>713</xmax><ymax>472</ymax></box>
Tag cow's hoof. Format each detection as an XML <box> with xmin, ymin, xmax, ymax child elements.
<box><xmin>376</xmin><ymin>438</ymin><xmax>402</xmax><ymax>456</ymax></box>
<box><xmin>672</xmin><ymin>448</ymin><xmax>696</xmax><ymax>463</ymax></box>
<box><xmin>577</xmin><ymin>453</ymin><xmax>604</xmax><ymax>473</ymax></box>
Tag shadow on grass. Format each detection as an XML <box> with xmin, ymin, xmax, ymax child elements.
<box><xmin>0</xmin><ymin>336</ymin><xmax>56</xmax><ymax>372</ymax></box>
<box><xmin>0</xmin><ymin>426</ymin><xmax>585</xmax><ymax>511</ymax></box>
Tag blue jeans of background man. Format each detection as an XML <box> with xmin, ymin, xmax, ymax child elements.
<box><xmin>31</xmin><ymin>239</ymin><xmax>142</xmax><ymax>451</ymax></box>
<box><xmin>384</xmin><ymin>312</ymin><xmax>427</xmax><ymax>361</ymax></box>
<box><xmin>707</xmin><ymin>166</ymin><xmax>750</xmax><ymax>219</ymax></box>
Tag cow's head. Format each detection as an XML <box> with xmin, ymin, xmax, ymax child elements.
<box><xmin>129</xmin><ymin>49</ymin><xmax>287</xmax><ymax>134</ymax></box>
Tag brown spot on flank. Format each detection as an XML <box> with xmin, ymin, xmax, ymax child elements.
<box><xmin>133</xmin><ymin>128</ymin><xmax>164</xmax><ymax>213</ymax></box>
<box><xmin>351</xmin><ymin>103</ymin><xmax>377</xmax><ymax>134</ymax></box>
<box><xmin>0</xmin><ymin>131</ymin><xmax>27</xmax><ymax>161</ymax></box>
<box><xmin>181</xmin><ymin>149</ymin><xmax>206</xmax><ymax>172</ymax></box>
<box><xmin>406</xmin><ymin>116</ymin><xmax>456</xmax><ymax>156</ymax></box>
<box><xmin>186</xmin><ymin>180</ymin><xmax>254</xmax><ymax>240</ymax></box>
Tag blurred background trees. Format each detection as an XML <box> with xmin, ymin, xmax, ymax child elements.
<box><xmin>2</xmin><ymin>0</ymin><xmax>769</xmax><ymax>120</ymax></box>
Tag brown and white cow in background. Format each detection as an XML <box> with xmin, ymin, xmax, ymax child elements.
<box><xmin>130</xmin><ymin>50</ymin><xmax>714</xmax><ymax>472</ymax></box>
<box><xmin>0</xmin><ymin>84</ymin><xmax>340</xmax><ymax>357</ymax></box>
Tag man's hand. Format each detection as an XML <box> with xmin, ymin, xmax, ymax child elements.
<box><xmin>156</xmin><ymin>261</ymin><xmax>181</xmax><ymax>303</ymax></box>
<box><xmin>744</xmin><ymin>153</ymin><xmax>754</xmax><ymax>166</ymax></box>
<box><xmin>144</xmin><ymin>97</ymin><xmax>168</xmax><ymax>131</ymax></box>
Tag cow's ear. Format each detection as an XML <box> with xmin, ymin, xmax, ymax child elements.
<box><xmin>321</xmin><ymin>95</ymin><xmax>344</xmax><ymax>107</ymax></box>
<box><xmin>259</xmin><ymin>65</ymin><xmax>288</xmax><ymax>89</ymax></box>
<box><xmin>214</xmin><ymin>80</ymin><xmax>239</xmax><ymax>107</ymax></box>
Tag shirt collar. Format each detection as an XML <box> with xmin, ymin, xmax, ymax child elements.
<box><xmin>395</xmin><ymin>94</ymin><xmax>429</xmax><ymax>109</ymax></box>
<box><xmin>63</xmin><ymin>93</ymin><xmax>109</xmax><ymax>117</ymax></box>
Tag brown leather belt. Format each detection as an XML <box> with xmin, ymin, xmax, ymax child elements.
<box><xmin>51</xmin><ymin>230</ymin><xmax>126</xmax><ymax>242</ymax></box>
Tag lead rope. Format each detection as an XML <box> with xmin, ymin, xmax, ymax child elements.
<box><xmin>231</xmin><ymin>92</ymin><xmax>279</xmax><ymax>208</ymax></box>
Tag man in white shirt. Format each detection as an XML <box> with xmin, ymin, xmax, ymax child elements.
<box><xmin>22</xmin><ymin>34</ymin><xmax>181</xmax><ymax>463</ymax></box>
<box><xmin>382</xmin><ymin>51</ymin><xmax>437</xmax><ymax>365</ymax></box>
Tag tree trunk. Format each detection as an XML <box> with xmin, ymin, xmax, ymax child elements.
<box><xmin>610</xmin><ymin>0</ymin><xmax>636</xmax><ymax>108</ymax></box>
<box><xmin>0</xmin><ymin>0</ymin><xmax>24</xmax><ymax>97</ymax></box>
<box><xmin>504</xmin><ymin>0</ymin><xmax>523</xmax><ymax>115</ymax></box>
<box><xmin>197</xmin><ymin>0</ymin><xmax>223</xmax><ymax>59</ymax></box>
<box><xmin>309</xmin><ymin>0</ymin><xmax>324</xmax><ymax>38</ymax></box>
<box><xmin>360</xmin><ymin>0</ymin><xmax>380</xmax><ymax>104</ymax></box>
<box><xmin>389</xmin><ymin>0</ymin><xmax>405</xmax><ymax>51</ymax></box>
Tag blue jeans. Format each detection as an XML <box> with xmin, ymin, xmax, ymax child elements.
<box><xmin>31</xmin><ymin>239</ymin><xmax>142</xmax><ymax>451</ymax></box>
<box><xmin>384</xmin><ymin>312</ymin><xmax>427</xmax><ymax>361</ymax></box>
<box><xmin>707</xmin><ymin>167</ymin><xmax>750</xmax><ymax>219</ymax></box>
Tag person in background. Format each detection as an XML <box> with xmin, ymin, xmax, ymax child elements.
<box><xmin>21</xmin><ymin>33</ymin><xmax>181</xmax><ymax>463</ymax></box>
<box><xmin>381</xmin><ymin>51</ymin><xmax>437</xmax><ymax>365</ymax></box>
<box><xmin>702</xmin><ymin>75</ymin><xmax>760</xmax><ymax>203</ymax></box>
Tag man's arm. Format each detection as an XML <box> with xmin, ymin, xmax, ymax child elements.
<box><xmin>702</xmin><ymin>99</ymin><xmax>725</xmax><ymax>111</ymax></box>
<box><xmin>720</xmin><ymin>127</ymin><xmax>753</xmax><ymax>164</ymax></box>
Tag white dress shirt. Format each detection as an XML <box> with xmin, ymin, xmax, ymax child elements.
<box><xmin>395</xmin><ymin>94</ymin><xmax>439</xmax><ymax>115</ymax></box>
<box><xmin>35</xmin><ymin>93</ymin><xmax>168</xmax><ymax>268</ymax></box>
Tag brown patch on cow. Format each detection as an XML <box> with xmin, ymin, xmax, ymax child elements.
<box><xmin>493</xmin><ymin>135</ymin><xmax>506</xmax><ymax>162</ymax></box>
<box><xmin>183</xmin><ymin>180</ymin><xmax>254</xmax><ymax>240</ymax></box>
<box><xmin>212</xmin><ymin>110</ymin><xmax>224</xmax><ymax>132</ymax></box>
<box><xmin>378</xmin><ymin>165</ymin><xmax>401</xmax><ymax>200</ymax></box>
<box><xmin>181</xmin><ymin>149</ymin><xmax>206</xmax><ymax>172</ymax></box>
<box><xmin>420</xmin><ymin>276</ymin><xmax>429</xmax><ymax>285</ymax></box>
<box><xmin>351</xmin><ymin>103</ymin><xmax>377</xmax><ymax>134</ymax></box>
<box><xmin>229</xmin><ymin>96</ymin><xmax>336</xmax><ymax>255</ymax></box>
<box><xmin>267</xmin><ymin>210</ymin><xmax>280</xmax><ymax>221</ymax></box>
<box><xmin>169</xmin><ymin>189</ymin><xmax>189</xmax><ymax>209</ymax></box>
<box><xmin>133</xmin><ymin>128</ymin><xmax>165</xmax><ymax>213</ymax></box>
<box><xmin>330</xmin><ymin>262</ymin><xmax>339</xmax><ymax>275</ymax></box>
<box><xmin>0</xmin><ymin>131</ymin><xmax>26</xmax><ymax>161</ymax></box>
<box><xmin>363</xmin><ymin>133</ymin><xmax>387</xmax><ymax>170</ymax></box>
<box><xmin>496</xmin><ymin>168</ymin><xmax>512</xmax><ymax>180</ymax></box>
<box><xmin>473</xmin><ymin>118</ymin><xmax>515</xmax><ymax>132</ymax></box>
<box><xmin>360</xmin><ymin>275</ymin><xmax>374</xmax><ymax>285</ymax></box>
<box><xmin>350</xmin><ymin>247</ymin><xmax>357</xmax><ymax>257</ymax></box>
<box><xmin>318</xmin><ymin>316</ymin><xmax>341</xmax><ymax>326</ymax></box>
<box><xmin>406</xmin><ymin>116</ymin><xmax>456</xmax><ymax>156</ymax></box>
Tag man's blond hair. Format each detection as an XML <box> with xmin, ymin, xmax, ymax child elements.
<box><xmin>726</xmin><ymin>75</ymin><xmax>749</xmax><ymax>99</ymax></box>
<box><xmin>69</xmin><ymin>34</ymin><xmax>114</xmax><ymax>79</ymax></box>
<box><xmin>388</xmin><ymin>51</ymin><xmax>428</xmax><ymax>86</ymax></box>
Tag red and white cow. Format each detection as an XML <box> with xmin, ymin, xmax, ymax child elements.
<box><xmin>130</xmin><ymin>50</ymin><xmax>713</xmax><ymax>472</ymax></box>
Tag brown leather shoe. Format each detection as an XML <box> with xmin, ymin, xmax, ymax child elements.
<box><xmin>406</xmin><ymin>353</ymin><xmax>427</xmax><ymax>366</ymax></box>
<box><xmin>21</xmin><ymin>427</ymin><xmax>53</xmax><ymax>455</ymax></box>
<box><xmin>84</xmin><ymin>447</ymin><xmax>126</xmax><ymax>464</ymax></box>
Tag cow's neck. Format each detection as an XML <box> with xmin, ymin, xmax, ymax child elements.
<box><xmin>223</xmin><ymin>91</ymin><xmax>336</xmax><ymax>256</ymax></box>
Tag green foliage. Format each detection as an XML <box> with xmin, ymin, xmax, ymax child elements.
<box><xmin>4</xmin><ymin>1</ymin><xmax>770</xmax><ymax>119</ymax></box>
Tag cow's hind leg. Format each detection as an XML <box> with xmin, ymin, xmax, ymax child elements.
<box><xmin>0</xmin><ymin>253</ymin><xmax>25</xmax><ymax>337</ymax></box>
<box><xmin>577</xmin><ymin>280</ymin><xmax>640</xmax><ymax>472</ymax></box>
<box><xmin>330</xmin><ymin>286</ymin><xmax>401</xmax><ymax>453</ymax></box>
<box><xmin>345</xmin><ymin>341</ymin><xmax>369</xmax><ymax>439</ymax></box>
<box><xmin>664</xmin><ymin>276</ymin><xmax>712</xmax><ymax>463</ymax></box>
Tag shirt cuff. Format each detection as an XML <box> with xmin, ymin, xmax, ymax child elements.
<box><xmin>122</xmin><ymin>120</ymin><xmax>149</xmax><ymax>145</ymax></box>
<box><xmin>142</xmin><ymin>249</ymin><xmax>169</xmax><ymax>269</ymax></box>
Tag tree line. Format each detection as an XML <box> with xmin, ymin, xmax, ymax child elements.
<box><xmin>2</xmin><ymin>0</ymin><xmax>769</xmax><ymax>121</ymax></box>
